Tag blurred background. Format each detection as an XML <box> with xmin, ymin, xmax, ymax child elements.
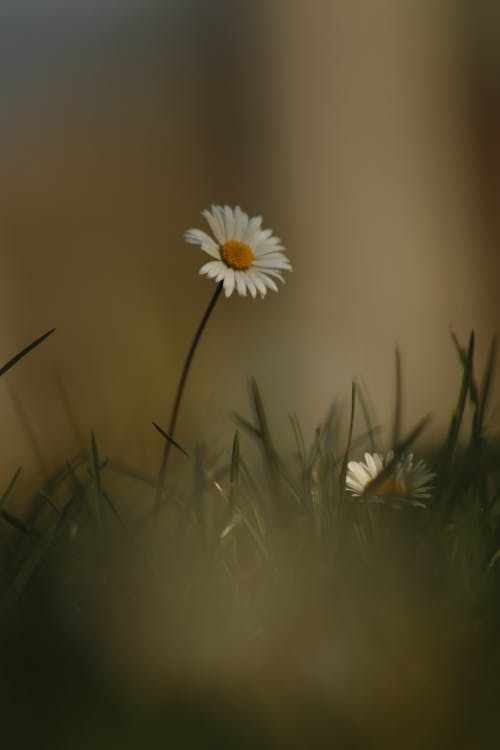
<box><xmin>0</xmin><ymin>0</ymin><xmax>499</xmax><ymax>489</ymax></box>
<box><xmin>2</xmin><ymin>4</ymin><xmax>500</xmax><ymax>747</ymax></box>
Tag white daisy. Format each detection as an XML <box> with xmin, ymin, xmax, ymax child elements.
<box><xmin>184</xmin><ymin>204</ymin><xmax>292</xmax><ymax>298</ymax></box>
<box><xmin>346</xmin><ymin>451</ymin><xmax>435</xmax><ymax>501</ymax></box>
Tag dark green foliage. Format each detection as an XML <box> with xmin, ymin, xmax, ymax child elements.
<box><xmin>1</xmin><ymin>331</ymin><xmax>500</xmax><ymax>747</ymax></box>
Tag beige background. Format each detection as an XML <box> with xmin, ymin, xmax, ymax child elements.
<box><xmin>0</xmin><ymin>1</ymin><xmax>499</xmax><ymax>494</ymax></box>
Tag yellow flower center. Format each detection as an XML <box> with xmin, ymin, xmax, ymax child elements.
<box><xmin>221</xmin><ymin>240</ymin><xmax>255</xmax><ymax>270</ymax></box>
<box><xmin>370</xmin><ymin>475</ymin><xmax>405</xmax><ymax>497</ymax></box>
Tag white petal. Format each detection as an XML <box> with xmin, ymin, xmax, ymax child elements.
<box><xmin>185</xmin><ymin>228</ymin><xmax>209</xmax><ymax>245</ymax></box>
<box><xmin>258</xmin><ymin>268</ymin><xmax>284</xmax><ymax>283</ymax></box>
<box><xmin>253</xmin><ymin>238</ymin><xmax>285</xmax><ymax>255</ymax></box>
<box><xmin>202</xmin><ymin>207</ymin><xmax>225</xmax><ymax>244</ymax></box>
<box><xmin>253</xmin><ymin>254</ymin><xmax>292</xmax><ymax>270</ymax></box>
<box><xmin>185</xmin><ymin>229</ymin><xmax>220</xmax><ymax>259</ymax></box>
<box><xmin>235</xmin><ymin>271</ymin><xmax>247</xmax><ymax>296</ymax></box>
<box><xmin>199</xmin><ymin>260</ymin><xmax>224</xmax><ymax>279</ymax></box>
<box><xmin>243</xmin><ymin>216</ymin><xmax>263</xmax><ymax>244</ymax></box>
<box><xmin>223</xmin><ymin>268</ymin><xmax>235</xmax><ymax>297</ymax></box>
<box><xmin>242</xmin><ymin>272</ymin><xmax>257</xmax><ymax>299</ymax></box>
<box><xmin>215</xmin><ymin>265</ymin><xmax>227</xmax><ymax>282</ymax></box>
<box><xmin>224</xmin><ymin>205</ymin><xmax>235</xmax><ymax>240</ymax></box>
<box><xmin>233</xmin><ymin>206</ymin><xmax>249</xmax><ymax>241</ymax></box>
<box><xmin>251</xmin><ymin>229</ymin><xmax>273</xmax><ymax>250</ymax></box>
<box><xmin>351</xmin><ymin>462</ymin><xmax>373</xmax><ymax>486</ymax></box>
<box><xmin>258</xmin><ymin>272</ymin><xmax>278</xmax><ymax>293</ymax></box>
<box><xmin>248</xmin><ymin>270</ymin><xmax>267</xmax><ymax>298</ymax></box>
<box><xmin>365</xmin><ymin>453</ymin><xmax>378</xmax><ymax>477</ymax></box>
<box><xmin>212</xmin><ymin>205</ymin><xmax>227</xmax><ymax>242</ymax></box>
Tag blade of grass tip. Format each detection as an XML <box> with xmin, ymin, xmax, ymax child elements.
<box><xmin>451</xmin><ymin>330</ymin><xmax>478</xmax><ymax>408</ymax></box>
<box><xmin>233</xmin><ymin>412</ymin><xmax>262</xmax><ymax>441</ymax></box>
<box><xmin>323</xmin><ymin>403</ymin><xmax>339</xmax><ymax>454</ymax></box>
<box><xmin>340</xmin><ymin>382</ymin><xmax>356</xmax><ymax>492</ymax></box>
<box><xmin>445</xmin><ymin>331</ymin><xmax>474</xmax><ymax>458</ymax></box>
<box><xmin>90</xmin><ymin>432</ymin><xmax>103</xmax><ymax>528</ymax></box>
<box><xmin>250</xmin><ymin>378</ymin><xmax>275</xmax><ymax>458</ymax></box>
<box><xmin>0</xmin><ymin>467</ymin><xmax>22</xmax><ymax>513</ymax></box>
<box><xmin>152</xmin><ymin>422</ymin><xmax>189</xmax><ymax>458</ymax></box>
<box><xmin>0</xmin><ymin>328</ymin><xmax>55</xmax><ymax>378</ymax></box>
<box><xmin>365</xmin><ymin>415</ymin><xmax>430</xmax><ymax>497</ymax></box>
<box><xmin>474</xmin><ymin>335</ymin><xmax>497</xmax><ymax>442</ymax></box>
<box><xmin>307</xmin><ymin>426</ymin><xmax>322</xmax><ymax>469</ymax></box>
<box><xmin>289</xmin><ymin>414</ymin><xmax>307</xmax><ymax>466</ymax></box>
<box><xmin>250</xmin><ymin>378</ymin><xmax>282</xmax><ymax>505</ymax></box>
<box><xmin>36</xmin><ymin>490</ymin><xmax>61</xmax><ymax>516</ymax></box>
<box><xmin>391</xmin><ymin>345</ymin><xmax>403</xmax><ymax>447</ymax></box>
<box><xmin>0</xmin><ymin>509</ymin><xmax>34</xmax><ymax>537</ymax></box>
<box><xmin>355</xmin><ymin>379</ymin><xmax>378</xmax><ymax>453</ymax></box>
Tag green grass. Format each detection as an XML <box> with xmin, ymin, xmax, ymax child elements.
<box><xmin>0</xmin><ymin>330</ymin><xmax>500</xmax><ymax>748</ymax></box>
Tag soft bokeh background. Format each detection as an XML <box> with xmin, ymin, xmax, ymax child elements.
<box><xmin>1</xmin><ymin>0</ymin><xmax>499</xmax><ymax>490</ymax></box>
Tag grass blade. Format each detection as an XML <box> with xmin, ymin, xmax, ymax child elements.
<box><xmin>0</xmin><ymin>328</ymin><xmax>55</xmax><ymax>378</ymax></box>
<box><xmin>152</xmin><ymin>422</ymin><xmax>189</xmax><ymax>458</ymax></box>
<box><xmin>233</xmin><ymin>412</ymin><xmax>262</xmax><ymax>440</ymax></box>
<box><xmin>391</xmin><ymin>346</ymin><xmax>403</xmax><ymax>447</ymax></box>
<box><xmin>355</xmin><ymin>380</ymin><xmax>378</xmax><ymax>453</ymax></box>
<box><xmin>289</xmin><ymin>414</ymin><xmax>307</xmax><ymax>466</ymax></box>
<box><xmin>90</xmin><ymin>432</ymin><xmax>104</xmax><ymax>527</ymax></box>
<box><xmin>340</xmin><ymin>382</ymin><xmax>356</xmax><ymax>492</ymax></box>
<box><xmin>473</xmin><ymin>335</ymin><xmax>497</xmax><ymax>442</ymax></box>
<box><xmin>446</xmin><ymin>331</ymin><xmax>475</xmax><ymax>459</ymax></box>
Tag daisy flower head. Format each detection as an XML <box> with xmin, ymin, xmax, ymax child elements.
<box><xmin>184</xmin><ymin>205</ymin><xmax>292</xmax><ymax>298</ymax></box>
<box><xmin>346</xmin><ymin>451</ymin><xmax>435</xmax><ymax>502</ymax></box>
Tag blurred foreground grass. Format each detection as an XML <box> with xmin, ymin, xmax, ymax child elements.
<box><xmin>1</xmin><ymin>332</ymin><xmax>500</xmax><ymax>748</ymax></box>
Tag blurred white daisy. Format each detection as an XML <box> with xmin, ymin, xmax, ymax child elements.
<box><xmin>346</xmin><ymin>451</ymin><xmax>435</xmax><ymax>501</ymax></box>
<box><xmin>184</xmin><ymin>205</ymin><xmax>292</xmax><ymax>298</ymax></box>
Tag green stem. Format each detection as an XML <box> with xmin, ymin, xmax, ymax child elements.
<box><xmin>154</xmin><ymin>281</ymin><xmax>223</xmax><ymax>511</ymax></box>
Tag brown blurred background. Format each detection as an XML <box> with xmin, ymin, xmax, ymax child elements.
<box><xmin>0</xmin><ymin>0</ymin><xmax>499</xmax><ymax>491</ymax></box>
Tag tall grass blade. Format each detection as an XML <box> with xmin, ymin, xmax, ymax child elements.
<box><xmin>446</xmin><ymin>331</ymin><xmax>475</xmax><ymax>459</ymax></box>
<box><xmin>355</xmin><ymin>380</ymin><xmax>378</xmax><ymax>453</ymax></box>
<box><xmin>250</xmin><ymin>378</ymin><xmax>275</xmax><ymax>457</ymax></box>
<box><xmin>230</xmin><ymin>430</ymin><xmax>240</xmax><ymax>487</ymax></box>
<box><xmin>391</xmin><ymin>346</ymin><xmax>403</xmax><ymax>447</ymax></box>
<box><xmin>473</xmin><ymin>335</ymin><xmax>497</xmax><ymax>443</ymax></box>
<box><xmin>152</xmin><ymin>422</ymin><xmax>189</xmax><ymax>458</ymax></box>
<box><xmin>90</xmin><ymin>432</ymin><xmax>103</xmax><ymax>527</ymax></box>
<box><xmin>0</xmin><ymin>328</ymin><xmax>55</xmax><ymax>378</ymax></box>
<box><xmin>289</xmin><ymin>414</ymin><xmax>306</xmax><ymax>466</ymax></box>
<box><xmin>0</xmin><ymin>510</ymin><xmax>33</xmax><ymax>536</ymax></box>
<box><xmin>249</xmin><ymin>378</ymin><xmax>281</xmax><ymax>503</ymax></box>
<box><xmin>340</xmin><ymin>382</ymin><xmax>356</xmax><ymax>492</ymax></box>
<box><xmin>233</xmin><ymin>412</ymin><xmax>262</xmax><ymax>440</ymax></box>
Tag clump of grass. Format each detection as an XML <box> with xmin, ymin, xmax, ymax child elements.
<box><xmin>0</xmin><ymin>330</ymin><xmax>500</xmax><ymax>747</ymax></box>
